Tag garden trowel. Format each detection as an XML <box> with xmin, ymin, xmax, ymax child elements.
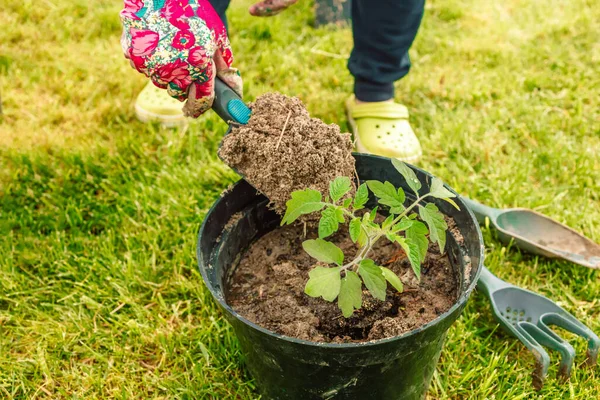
<box><xmin>462</xmin><ymin>197</ymin><xmax>600</xmax><ymax>269</ymax></box>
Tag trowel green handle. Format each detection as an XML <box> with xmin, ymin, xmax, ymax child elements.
<box><xmin>461</xmin><ymin>197</ymin><xmax>502</xmax><ymax>225</ymax></box>
<box><xmin>213</xmin><ymin>77</ymin><xmax>251</xmax><ymax>125</ymax></box>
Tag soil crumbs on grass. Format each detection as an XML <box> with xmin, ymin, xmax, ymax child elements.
<box><xmin>227</xmin><ymin>222</ymin><xmax>459</xmax><ymax>343</ymax></box>
<box><xmin>218</xmin><ymin>93</ymin><xmax>355</xmax><ymax>216</ymax></box>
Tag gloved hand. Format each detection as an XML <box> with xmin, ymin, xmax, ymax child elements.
<box><xmin>249</xmin><ymin>0</ymin><xmax>299</xmax><ymax>16</ymax></box>
<box><xmin>120</xmin><ymin>0</ymin><xmax>242</xmax><ymax>118</ymax></box>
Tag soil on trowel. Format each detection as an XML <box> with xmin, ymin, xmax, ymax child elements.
<box><xmin>218</xmin><ymin>93</ymin><xmax>355</xmax><ymax>216</ymax></box>
<box><xmin>227</xmin><ymin>220</ymin><xmax>460</xmax><ymax>343</ymax></box>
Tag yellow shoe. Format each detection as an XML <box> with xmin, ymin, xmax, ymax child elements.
<box><xmin>134</xmin><ymin>82</ymin><xmax>188</xmax><ymax>127</ymax></box>
<box><xmin>345</xmin><ymin>96</ymin><xmax>422</xmax><ymax>163</ymax></box>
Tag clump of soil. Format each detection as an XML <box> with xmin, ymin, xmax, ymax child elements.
<box><xmin>227</xmin><ymin>221</ymin><xmax>459</xmax><ymax>343</ymax></box>
<box><xmin>218</xmin><ymin>93</ymin><xmax>355</xmax><ymax>215</ymax></box>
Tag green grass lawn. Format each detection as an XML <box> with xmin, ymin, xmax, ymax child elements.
<box><xmin>1</xmin><ymin>0</ymin><xmax>599</xmax><ymax>398</ymax></box>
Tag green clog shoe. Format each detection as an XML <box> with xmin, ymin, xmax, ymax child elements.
<box><xmin>345</xmin><ymin>96</ymin><xmax>422</xmax><ymax>163</ymax></box>
<box><xmin>135</xmin><ymin>82</ymin><xmax>188</xmax><ymax>127</ymax></box>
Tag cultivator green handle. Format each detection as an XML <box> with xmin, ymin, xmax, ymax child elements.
<box><xmin>478</xmin><ymin>266</ymin><xmax>599</xmax><ymax>390</ymax></box>
<box><xmin>213</xmin><ymin>77</ymin><xmax>251</xmax><ymax>125</ymax></box>
<box><xmin>477</xmin><ymin>266</ymin><xmax>511</xmax><ymax>296</ymax></box>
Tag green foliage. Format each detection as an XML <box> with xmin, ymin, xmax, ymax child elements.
<box><xmin>349</xmin><ymin>218</ymin><xmax>361</xmax><ymax>243</ymax></box>
<box><xmin>392</xmin><ymin>159</ymin><xmax>421</xmax><ymax>195</ymax></box>
<box><xmin>429</xmin><ymin>177</ymin><xmax>460</xmax><ymax>210</ymax></box>
<box><xmin>305</xmin><ymin>266</ymin><xmax>342</xmax><ymax>301</ymax></box>
<box><xmin>392</xmin><ymin>217</ymin><xmax>413</xmax><ymax>233</ymax></box>
<box><xmin>358</xmin><ymin>259</ymin><xmax>387</xmax><ymax>301</ymax></box>
<box><xmin>366</xmin><ymin>180</ymin><xmax>405</xmax><ymax>214</ymax></box>
<box><xmin>419</xmin><ymin>203</ymin><xmax>448</xmax><ymax>251</ymax></box>
<box><xmin>338</xmin><ymin>271</ymin><xmax>363</xmax><ymax>318</ymax></box>
<box><xmin>405</xmin><ymin>221</ymin><xmax>429</xmax><ymax>279</ymax></box>
<box><xmin>282</xmin><ymin>160</ymin><xmax>458</xmax><ymax>317</ymax></box>
<box><xmin>329</xmin><ymin>176</ymin><xmax>352</xmax><ymax>203</ymax></box>
<box><xmin>381</xmin><ymin>267</ymin><xmax>404</xmax><ymax>292</ymax></box>
<box><xmin>318</xmin><ymin>206</ymin><xmax>345</xmax><ymax>238</ymax></box>
<box><xmin>302</xmin><ymin>238</ymin><xmax>344</xmax><ymax>266</ymax></box>
<box><xmin>353</xmin><ymin>183</ymin><xmax>369</xmax><ymax>210</ymax></box>
<box><xmin>281</xmin><ymin>189</ymin><xmax>324</xmax><ymax>225</ymax></box>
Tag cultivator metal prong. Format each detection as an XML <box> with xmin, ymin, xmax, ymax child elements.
<box><xmin>520</xmin><ymin>321</ymin><xmax>576</xmax><ymax>380</ymax></box>
<box><xmin>510</xmin><ymin>323</ymin><xmax>551</xmax><ymax>389</ymax></box>
<box><xmin>539</xmin><ymin>312</ymin><xmax>600</xmax><ymax>366</ymax></box>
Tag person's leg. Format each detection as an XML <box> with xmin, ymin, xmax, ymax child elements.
<box><xmin>345</xmin><ymin>0</ymin><xmax>425</xmax><ymax>162</ymax></box>
<box><xmin>348</xmin><ymin>0</ymin><xmax>425</xmax><ymax>102</ymax></box>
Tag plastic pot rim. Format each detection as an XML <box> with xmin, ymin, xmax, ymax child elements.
<box><xmin>197</xmin><ymin>153</ymin><xmax>484</xmax><ymax>349</ymax></box>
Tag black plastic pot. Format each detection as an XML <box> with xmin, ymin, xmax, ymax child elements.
<box><xmin>197</xmin><ymin>154</ymin><xmax>484</xmax><ymax>400</ymax></box>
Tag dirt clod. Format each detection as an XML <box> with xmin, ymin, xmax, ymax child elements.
<box><xmin>227</xmin><ymin>220</ymin><xmax>459</xmax><ymax>343</ymax></box>
<box><xmin>218</xmin><ymin>93</ymin><xmax>355</xmax><ymax>216</ymax></box>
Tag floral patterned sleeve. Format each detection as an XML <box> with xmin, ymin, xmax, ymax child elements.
<box><xmin>120</xmin><ymin>0</ymin><xmax>242</xmax><ymax>118</ymax></box>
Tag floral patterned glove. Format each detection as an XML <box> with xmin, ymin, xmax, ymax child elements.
<box><xmin>120</xmin><ymin>0</ymin><xmax>243</xmax><ymax>118</ymax></box>
<box><xmin>249</xmin><ymin>0</ymin><xmax>299</xmax><ymax>16</ymax></box>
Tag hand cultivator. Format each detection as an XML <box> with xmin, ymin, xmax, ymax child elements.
<box><xmin>478</xmin><ymin>266</ymin><xmax>599</xmax><ymax>389</ymax></box>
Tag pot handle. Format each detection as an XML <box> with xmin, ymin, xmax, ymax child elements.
<box><xmin>213</xmin><ymin>77</ymin><xmax>251</xmax><ymax>125</ymax></box>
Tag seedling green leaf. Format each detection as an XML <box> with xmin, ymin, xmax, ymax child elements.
<box><xmin>338</xmin><ymin>271</ymin><xmax>362</xmax><ymax>317</ymax></box>
<box><xmin>281</xmin><ymin>189</ymin><xmax>324</xmax><ymax>225</ymax></box>
<box><xmin>329</xmin><ymin>176</ymin><xmax>352</xmax><ymax>203</ymax></box>
<box><xmin>318</xmin><ymin>207</ymin><xmax>345</xmax><ymax>238</ymax></box>
<box><xmin>358</xmin><ymin>259</ymin><xmax>387</xmax><ymax>301</ymax></box>
<box><xmin>429</xmin><ymin>178</ymin><xmax>460</xmax><ymax>210</ymax></box>
<box><xmin>382</xmin><ymin>215</ymin><xmax>395</xmax><ymax>230</ymax></box>
<box><xmin>302</xmin><ymin>239</ymin><xmax>344</xmax><ymax>266</ymax></box>
<box><xmin>369</xmin><ymin>207</ymin><xmax>378</xmax><ymax>221</ymax></box>
<box><xmin>381</xmin><ymin>267</ymin><xmax>403</xmax><ymax>292</ymax></box>
<box><xmin>353</xmin><ymin>183</ymin><xmax>369</xmax><ymax>210</ymax></box>
<box><xmin>357</xmin><ymin>226</ymin><xmax>368</xmax><ymax>247</ymax></box>
<box><xmin>392</xmin><ymin>217</ymin><xmax>413</xmax><ymax>233</ymax></box>
<box><xmin>342</xmin><ymin>198</ymin><xmax>352</xmax><ymax>208</ymax></box>
<box><xmin>335</xmin><ymin>208</ymin><xmax>345</xmax><ymax>222</ymax></box>
<box><xmin>367</xmin><ymin>181</ymin><xmax>405</xmax><ymax>213</ymax></box>
<box><xmin>392</xmin><ymin>189</ymin><xmax>406</xmax><ymax>214</ymax></box>
<box><xmin>386</xmin><ymin>232</ymin><xmax>398</xmax><ymax>242</ymax></box>
<box><xmin>305</xmin><ymin>266</ymin><xmax>342</xmax><ymax>301</ymax></box>
<box><xmin>405</xmin><ymin>221</ymin><xmax>428</xmax><ymax>279</ymax></box>
<box><xmin>362</xmin><ymin>211</ymin><xmax>371</xmax><ymax>223</ymax></box>
<box><xmin>419</xmin><ymin>203</ymin><xmax>448</xmax><ymax>251</ymax></box>
<box><xmin>391</xmin><ymin>159</ymin><xmax>421</xmax><ymax>195</ymax></box>
<box><xmin>349</xmin><ymin>218</ymin><xmax>361</xmax><ymax>243</ymax></box>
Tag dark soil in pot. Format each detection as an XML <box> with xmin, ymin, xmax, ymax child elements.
<box><xmin>227</xmin><ymin>219</ymin><xmax>462</xmax><ymax>343</ymax></box>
